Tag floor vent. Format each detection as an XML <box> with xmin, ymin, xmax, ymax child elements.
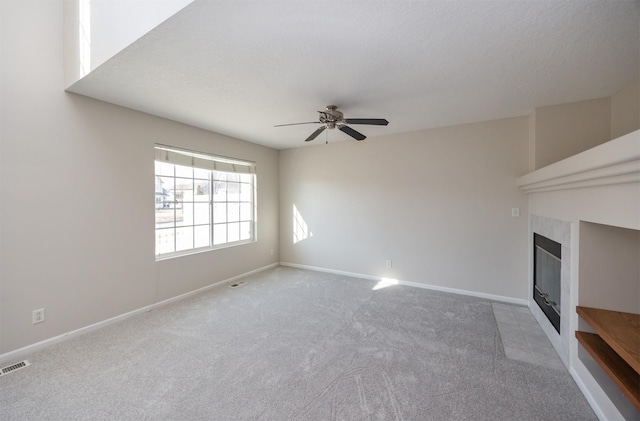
<box><xmin>229</xmin><ymin>281</ymin><xmax>245</xmax><ymax>288</ymax></box>
<box><xmin>0</xmin><ymin>360</ymin><xmax>31</xmax><ymax>377</ymax></box>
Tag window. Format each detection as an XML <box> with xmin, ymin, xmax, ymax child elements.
<box><xmin>154</xmin><ymin>145</ymin><xmax>256</xmax><ymax>258</ymax></box>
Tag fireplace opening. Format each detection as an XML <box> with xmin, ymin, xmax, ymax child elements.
<box><xmin>533</xmin><ymin>233</ymin><xmax>561</xmax><ymax>333</ymax></box>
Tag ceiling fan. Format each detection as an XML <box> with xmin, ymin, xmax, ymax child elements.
<box><xmin>275</xmin><ymin>105</ymin><xmax>389</xmax><ymax>142</ymax></box>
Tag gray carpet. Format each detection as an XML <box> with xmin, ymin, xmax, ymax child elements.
<box><xmin>0</xmin><ymin>266</ymin><xmax>595</xmax><ymax>420</ymax></box>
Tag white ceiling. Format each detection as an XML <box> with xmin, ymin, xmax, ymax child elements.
<box><xmin>68</xmin><ymin>0</ymin><xmax>640</xmax><ymax>150</ymax></box>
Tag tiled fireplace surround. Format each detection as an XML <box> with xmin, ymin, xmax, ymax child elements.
<box><xmin>517</xmin><ymin>129</ymin><xmax>640</xmax><ymax>420</ymax></box>
<box><xmin>529</xmin><ymin>215</ymin><xmax>571</xmax><ymax>367</ymax></box>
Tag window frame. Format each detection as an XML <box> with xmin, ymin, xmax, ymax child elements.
<box><xmin>154</xmin><ymin>145</ymin><xmax>256</xmax><ymax>260</ymax></box>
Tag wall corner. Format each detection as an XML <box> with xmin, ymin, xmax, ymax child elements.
<box><xmin>63</xmin><ymin>0</ymin><xmax>81</xmax><ymax>89</ymax></box>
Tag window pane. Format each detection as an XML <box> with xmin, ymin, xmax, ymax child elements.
<box><xmin>213</xmin><ymin>171</ymin><xmax>226</xmax><ymax>182</ymax></box>
<box><xmin>175</xmin><ymin>226</ymin><xmax>194</xmax><ymax>251</ymax></box>
<box><xmin>240</xmin><ymin>221</ymin><xmax>251</xmax><ymax>241</ymax></box>
<box><xmin>155</xmin><ymin>161</ymin><xmax>174</xmax><ymax>176</ymax></box>
<box><xmin>194</xmin><ymin>180</ymin><xmax>210</xmax><ymax>202</ymax></box>
<box><xmin>175</xmin><ymin>178</ymin><xmax>193</xmax><ymax>201</ymax></box>
<box><xmin>227</xmin><ymin>182</ymin><xmax>240</xmax><ymax>201</ymax></box>
<box><xmin>159</xmin><ymin>176</ymin><xmax>174</xmax><ymax>186</ymax></box>
<box><xmin>155</xmin><ymin>207</ymin><xmax>176</xmax><ymax>229</ymax></box>
<box><xmin>194</xmin><ymin>225</ymin><xmax>210</xmax><ymax>248</ymax></box>
<box><xmin>194</xmin><ymin>203</ymin><xmax>210</xmax><ymax>225</ymax></box>
<box><xmin>228</xmin><ymin>222</ymin><xmax>240</xmax><ymax>242</ymax></box>
<box><xmin>227</xmin><ymin>173</ymin><xmax>239</xmax><ymax>182</ymax></box>
<box><xmin>156</xmin><ymin>228</ymin><xmax>175</xmax><ymax>254</ymax></box>
<box><xmin>213</xmin><ymin>203</ymin><xmax>227</xmax><ymax>223</ymax></box>
<box><xmin>157</xmin><ymin>176</ymin><xmax>174</xmax><ymax>207</ymax></box>
<box><xmin>239</xmin><ymin>173</ymin><xmax>253</xmax><ymax>183</ymax></box>
<box><xmin>228</xmin><ymin>203</ymin><xmax>240</xmax><ymax>222</ymax></box>
<box><xmin>240</xmin><ymin>202</ymin><xmax>252</xmax><ymax>221</ymax></box>
<box><xmin>213</xmin><ymin>181</ymin><xmax>226</xmax><ymax>201</ymax></box>
<box><xmin>240</xmin><ymin>183</ymin><xmax>252</xmax><ymax>201</ymax></box>
<box><xmin>175</xmin><ymin>203</ymin><xmax>189</xmax><ymax>227</ymax></box>
<box><xmin>175</xmin><ymin>164</ymin><xmax>192</xmax><ymax>178</ymax></box>
<box><xmin>213</xmin><ymin>224</ymin><xmax>227</xmax><ymax>245</ymax></box>
<box><xmin>194</xmin><ymin>168</ymin><xmax>209</xmax><ymax>179</ymax></box>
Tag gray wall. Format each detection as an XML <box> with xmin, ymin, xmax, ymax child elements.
<box><xmin>0</xmin><ymin>0</ymin><xmax>279</xmax><ymax>354</ymax></box>
<box><xmin>611</xmin><ymin>78</ymin><xmax>640</xmax><ymax>140</ymax></box>
<box><xmin>533</xmin><ymin>97</ymin><xmax>611</xmax><ymax>170</ymax></box>
<box><xmin>279</xmin><ymin>117</ymin><xmax>530</xmax><ymax>300</ymax></box>
<box><xmin>579</xmin><ymin>222</ymin><xmax>640</xmax><ymax>314</ymax></box>
<box><xmin>529</xmin><ymin>78</ymin><xmax>639</xmax><ymax>171</ymax></box>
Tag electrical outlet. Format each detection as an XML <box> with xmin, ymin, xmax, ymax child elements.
<box><xmin>511</xmin><ymin>207</ymin><xmax>520</xmax><ymax>217</ymax></box>
<box><xmin>386</xmin><ymin>259</ymin><xmax>392</xmax><ymax>268</ymax></box>
<box><xmin>32</xmin><ymin>308</ymin><xmax>45</xmax><ymax>324</ymax></box>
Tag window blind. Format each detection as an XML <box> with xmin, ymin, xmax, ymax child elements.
<box><xmin>154</xmin><ymin>145</ymin><xmax>256</xmax><ymax>174</ymax></box>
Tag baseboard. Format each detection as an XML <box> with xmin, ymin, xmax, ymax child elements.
<box><xmin>147</xmin><ymin>262</ymin><xmax>279</xmax><ymax>310</ymax></box>
<box><xmin>569</xmin><ymin>365</ymin><xmax>605</xmax><ymax>421</ymax></box>
<box><xmin>279</xmin><ymin>262</ymin><xmax>528</xmax><ymax>306</ymax></box>
<box><xmin>280</xmin><ymin>262</ymin><xmax>381</xmax><ymax>282</ymax></box>
<box><xmin>570</xmin><ymin>359</ymin><xmax>623</xmax><ymax>421</ymax></box>
<box><xmin>0</xmin><ymin>262</ymin><xmax>279</xmax><ymax>366</ymax></box>
<box><xmin>398</xmin><ymin>279</ymin><xmax>528</xmax><ymax>306</ymax></box>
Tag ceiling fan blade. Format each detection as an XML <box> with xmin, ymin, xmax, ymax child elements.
<box><xmin>344</xmin><ymin>118</ymin><xmax>389</xmax><ymax>126</ymax></box>
<box><xmin>274</xmin><ymin>122</ymin><xmax>321</xmax><ymax>127</ymax></box>
<box><xmin>305</xmin><ymin>126</ymin><xmax>326</xmax><ymax>142</ymax></box>
<box><xmin>339</xmin><ymin>125</ymin><xmax>366</xmax><ymax>141</ymax></box>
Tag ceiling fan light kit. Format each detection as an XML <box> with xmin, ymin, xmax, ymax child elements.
<box><xmin>275</xmin><ymin>105</ymin><xmax>389</xmax><ymax>143</ymax></box>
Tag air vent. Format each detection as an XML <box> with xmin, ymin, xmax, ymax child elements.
<box><xmin>0</xmin><ymin>360</ymin><xmax>30</xmax><ymax>376</ymax></box>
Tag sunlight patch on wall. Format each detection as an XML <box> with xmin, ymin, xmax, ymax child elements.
<box><xmin>293</xmin><ymin>204</ymin><xmax>311</xmax><ymax>244</ymax></box>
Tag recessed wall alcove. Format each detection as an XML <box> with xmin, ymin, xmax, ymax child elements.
<box><xmin>579</xmin><ymin>222</ymin><xmax>640</xmax><ymax>315</ymax></box>
<box><xmin>577</xmin><ymin>222</ymin><xmax>640</xmax><ymax>420</ymax></box>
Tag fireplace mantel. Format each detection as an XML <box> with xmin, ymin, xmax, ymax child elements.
<box><xmin>516</xmin><ymin>129</ymin><xmax>640</xmax><ymax>420</ymax></box>
<box><xmin>517</xmin><ymin>130</ymin><xmax>640</xmax><ymax>194</ymax></box>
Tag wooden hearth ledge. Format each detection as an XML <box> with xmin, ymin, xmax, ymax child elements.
<box><xmin>576</xmin><ymin>306</ymin><xmax>640</xmax><ymax>411</ymax></box>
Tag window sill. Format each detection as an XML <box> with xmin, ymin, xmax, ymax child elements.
<box><xmin>155</xmin><ymin>239</ymin><xmax>256</xmax><ymax>261</ymax></box>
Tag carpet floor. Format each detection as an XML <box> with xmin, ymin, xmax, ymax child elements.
<box><xmin>0</xmin><ymin>266</ymin><xmax>596</xmax><ymax>420</ymax></box>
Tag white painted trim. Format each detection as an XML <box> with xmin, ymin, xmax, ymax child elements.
<box><xmin>570</xmin><ymin>366</ymin><xmax>606</xmax><ymax>421</ymax></box>
<box><xmin>0</xmin><ymin>262</ymin><xmax>278</xmax><ymax>366</ymax></box>
<box><xmin>398</xmin><ymin>279</ymin><xmax>528</xmax><ymax>305</ymax></box>
<box><xmin>280</xmin><ymin>262</ymin><xmax>528</xmax><ymax>306</ymax></box>
<box><xmin>280</xmin><ymin>262</ymin><xmax>380</xmax><ymax>281</ymax></box>
<box><xmin>517</xmin><ymin>129</ymin><xmax>640</xmax><ymax>193</ymax></box>
<box><xmin>570</xmin><ymin>363</ymin><xmax>622</xmax><ymax>421</ymax></box>
<box><xmin>148</xmin><ymin>262</ymin><xmax>279</xmax><ymax>310</ymax></box>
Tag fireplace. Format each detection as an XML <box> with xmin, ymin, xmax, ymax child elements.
<box><xmin>533</xmin><ymin>233</ymin><xmax>561</xmax><ymax>333</ymax></box>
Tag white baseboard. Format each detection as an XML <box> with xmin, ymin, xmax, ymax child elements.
<box><xmin>147</xmin><ymin>262</ymin><xmax>279</xmax><ymax>310</ymax></box>
<box><xmin>279</xmin><ymin>262</ymin><xmax>528</xmax><ymax>306</ymax></box>
<box><xmin>570</xmin><ymin>365</ymin><xmax>607</xmax><ymax>421</ymax></box>
<box><xmin>0</xmin><ymin>262</ymin><xmax>279</xmax><ymax>366</ymax></box>
<box><xmin>570</xmin><ymin>358</ymin><xmax>627</xmax><ymax>421</ymax></box>
<box><xmin>398</xmin><ymin>279</ymin><xmax>528</xmax><ymax>306</ymax></box>
<box><xmin>280</xmin><ymin>262</ymin><xmax>381</xmax><ymax>282</ymax></box>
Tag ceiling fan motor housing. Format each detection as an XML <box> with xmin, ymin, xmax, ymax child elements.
<box><xmin>321</xmin><ymin>105</ymin><xmax>344</xmax><ymax>129</ymax></box>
